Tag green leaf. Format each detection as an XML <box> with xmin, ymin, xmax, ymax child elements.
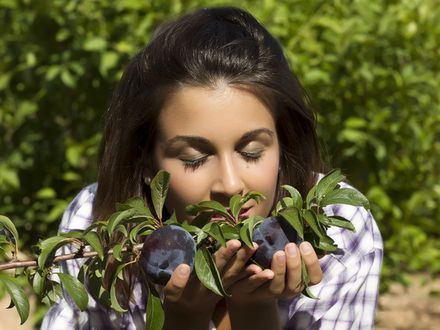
<box><xmin>38</xmin><ymin>236</ymin><xmax>75</xmax><ymax>267</ymax></box>
<box><xmin>107</xmin><ymin>208</ymin><xmax>136</xmax><ymax>236</ymax></box>
<box><xmin>202</xmin><ymin>222</ymin><xmax>226</xmax><ymax>247</ymax></box>
<box><xmin>56</xmin><ymin>273</ymin><xmax>89</xmax><ymax>311</ymax></box>
<box><xmin>32</xmin><ymin>270</ymin><xmax>46</xmax><ymax>296</ymax></box>
<box><xmin>164</xmin><ymin>211</ymin><xmax>178</xmax><ymax>225</ymax></box>
<box><xmin>319</xmin><ymin>215</ymin><xmax>356</xmax><ymax>231</ymax></box>
<box><xmin>281</xmin><ymin>185</ymin><xmax>303</xmax><ymax>209</ymax></box>
<box><xmin>150</xmin><ymin>170</ymin><xmax>170</xmax><ymax>220</ymax></box>
<box><xmin>129</xmin><ymin>222</ymin><xmax>155</xmax><ymax>244</ymax></box>
<box><xmin>83</xmin><ymin>37</ymin><xmax>107</xmax><ymax>51</ymax></box>
<box><xmin>306</xmin><ymin>185</ymin><xmax>317</xmax><ymax>208</ymax></box>
<box><xmin>315</xmin><ymin>169</ymin><xmax>345</xmax><ymax>202</ymax></box>
<box><xmin>0</xmin><ymin>215</ymin><xmax>19</xmax><ymax>246</ymax></box>
<box><xmin>146</xmin><ymin>285</ymin><xmax>165</xmax><ymax>330</ymax></box>
<box><xmin>240</xmin><ymin>191</ymin><xmax>265</xmax><ymax>205</ymax></box>
<box><xmin>239</xmin><ymin>222</ymin><xmax>254</xmax><ymax>248</ymax></box>
<box><xmin>195</xmin><ymin>246</ymin><xmax>229</xmax><ymax>297</ymax></box>
<box><xmin>321</xmin><ymin>188</ymin><xmax>370</xmax><ymax>209</ymax></box>
<box><xmin>112</xmin><ymin>242</ymin><xmax>124</xmax><ymax>262</ymax></box>
<box><xmin>229</xmin><ymin>194</ymin><xmax>242</xmax><ymax>219</ymax></box>
<box><xmin>187</xmin><ymin>200</ymin><xmax>229</xmax><ymax>218</ymax></box>
<box><xmin>109</xmin><ymin>262</ymin><xmax>132</xmax><ymax>312</ymax></box>
<box><xmin>279</xmin><ymin>208</ymin><xmax>304</xmax><ymax>239</ymax></box>
<box><xmin>302</xmin><ymin>210</ymin><xmax>324</xmax><ymax>238</ymax></box>
<box><xmin>83</xmin><ymin>231</ymin><xmax>104</xmax><ymax>260</ymax></box>
<box><xmin>0</xmin><ymin>273</ymin><xmax>30</xmax><ymax>324</ymax></box>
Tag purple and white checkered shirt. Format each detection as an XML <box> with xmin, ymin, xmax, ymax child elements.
<box><xmin>41</xmin><ymin>181</ymin><xmax>383</xmax><ymax>330</ymax></box>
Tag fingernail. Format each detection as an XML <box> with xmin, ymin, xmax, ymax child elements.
<box><xmin>301</xmin><ymin>242</ymin><xmax>313</xmax><ymax>255</ymax></box>
<box><xmin>178</xmin><ymin>265</ymin><xmax>189</xmax><ymax>277</ymax></box>
<box><xmin>277</xmin><ymin>252</ymin><xmax>285</xmax><ymax>263</ymax></box>
<box><xmin>287</xmin><ymin>244</ymin><xmax>297</xmax><ymax>257</ymax></box>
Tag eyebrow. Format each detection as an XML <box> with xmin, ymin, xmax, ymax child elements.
<box><xmin>163</xmin><ymin>128</ymin><xmax>275</xmax><ymax>151</ymax></box>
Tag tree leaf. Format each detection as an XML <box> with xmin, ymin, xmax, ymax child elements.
<box><xmin>239</xmin><ymin>222</ymin><xmax>254</xmax><ymax>248</ymax></box>
<box><xmin>0</xmin><ymin>215</ymin><xmax>19</xmax><ymax>246</ymax></box>
<box><xmin>306</xmin><ymin>184</ymin><xmax>317</xmax><ymax>208</ymax></box>
<box><xmin>302</xmin><ymin>210</ymin><xmax>324</xmax><ymax>238</ymax></box>
<box><xmin>195</xmin><ymin>246</ymin><xmax>229</xmax><ymax>297</ymax></box>
<box><xmin>112</xmin><ymin>242</ymin><xmax>124</xmax><ymax>262</ymax></box>
<box><xmin>281</xmin><ymin>185</ymin><xmax>303</xmax><ymax>209</ymax></box>
<box><xmin>83</xmin><ymin>231</ymin><xmax>104</xmax><ymax>260</ymax></box>
<box><xmin>229</xmin><ymin>194</ymin><xmax>242</xmax><ymax>219</ymax></box>
<box><xmin>319</xmin><ymin>215</ymin><xmax>356</xmax><ymax>231</ymax></box>
<box><xmin>38</xmin><ymin>236</ymin><xmax>75</xmax><ymax>267</ymax></box>
<box><xmin>279</xmin><ymin>208</ymin><xmax>304</xmax><ymax>239</ymax></box>
<box><xmin>0</xmin><ymin>273</ymin><xmax>30</xmax><ymax>324</ymax></box>
<box><xmin>56</xmin><ymin>273</ymin><xmax>89</xmax><ymax>311</ymax></box>
<box><xmin>146</xmin><ymin>284</ymin><xmax>164</xmax><ymax>330</ymax></box>
<box><xmin>107</xmin><ymin>208</ymin><xmax>137</xmax><ymax>236</ymax></box>
<box><xmin>315</xmin><ymin>169</ymin><xmax>345</xmax><ymax>203</ymax></box>
<box><xmin>202</xmin><ymin>222</ymin><xmax>226</xmax><ymax>247</ymax></box>
<box><xmin>32</xmin><ymin>270</ymin><xmax>46</xmax><ymax>296</ymax></box>
<box><xmin>187</xmin><ymin>200</ymin><xmax>229</xmax><ymax>218</ymax></box>
<box><xmin>321</xmin><ymin>188</ymin><xmax>370</xmax><ymax>209</ymax></box>
<box><xmin>150</xmin><ymin>170</ymin><xmax>170</xmax><ymax>220</ymax></box>
<box><xmin>108</xmin><ymin>262</ymin><xmax>133</xmax><ymax>312</ymax></box>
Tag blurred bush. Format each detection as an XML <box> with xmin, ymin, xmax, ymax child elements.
<box><xmin>0</xmin><ymin>0</ymin><xmax>438</xmax><ymax>315</ymax></box>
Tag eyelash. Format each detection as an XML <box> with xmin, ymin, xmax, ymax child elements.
<box><xmin>182</xmin><ymin>151</ymin><xmax>263</xmax><ymax>171</ymax></box>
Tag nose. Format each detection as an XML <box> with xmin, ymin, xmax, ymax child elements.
<box><xmin>211</xmin><ymin>155</ymin><xmax>245</xmax><ymax>197</ymax></box>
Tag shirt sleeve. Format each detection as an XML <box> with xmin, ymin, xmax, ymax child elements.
<box><xmin>40</xmin><ymin>184</ymin><xmax>125</xmax><ymax>330</ymax></box>
<box><xmin>280</xmin><ymin>183</ymin><xmax>383</xmax><ymax>330</ymax></box>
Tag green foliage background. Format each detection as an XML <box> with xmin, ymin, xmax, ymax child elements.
<box><xmin>0</xmin><ymin>0</ymin><xmax>439</xmax><ymax>323</ymax></box>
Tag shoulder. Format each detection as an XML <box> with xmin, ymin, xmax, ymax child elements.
<box><xmin>59</xmin><ymin>183</ymin><xmax>97</xmax><ymax>233</ymax></box>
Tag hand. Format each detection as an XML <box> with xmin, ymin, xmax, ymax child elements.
<box><xmin>225</xmin><ymin>241</ymin><xmax>323</xmax><ymax>305</ymax></box>
<box><xmin>162</xmin><ymin>239</ymin><xmax>258</xmax><ymax>329</ymax></box>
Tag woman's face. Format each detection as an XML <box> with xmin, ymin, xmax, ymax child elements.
<box><xmin>153</xmin><ymin>85</ymin><xmax>280</xmax><ymax>222</ymax></box>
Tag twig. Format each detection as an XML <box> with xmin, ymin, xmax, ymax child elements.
<box><xmin>0</xmin><ymin>243</ymin><xmax>144</xmax><ymax>271</ymax></box>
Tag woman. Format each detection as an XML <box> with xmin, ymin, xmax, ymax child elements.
<box><xmin>42</xmin><ymin>7</ymin><xmax>383</xmax><ymax>330</ymax></box>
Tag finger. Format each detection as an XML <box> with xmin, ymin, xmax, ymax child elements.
<box><xmin>268</xmin><ymin>250</ymin><xmax>286</xmax><ymax>295</ymax></box>
<box><xmin>285</xmin><ymin>243</ymin><xmax>302</xmax><ymax>293</ymax></box>
<box><xmin>213</xmin><ymin>239</ymin><xmax>241</xmax><ymax>272</ymax></box>
<box><xmin>231</xmin><ymin>269</ymin><xmax>274</xmax><ymax>294</ymax></box>
<box><xmin>299</xmin><ymin>242</ymin><xmax>323</xmax><ymax>285</ymax></box>
<box><xmin>163</xmin><ymin>264</ymin><xmax>191</xmax><ymax>302</ymax></box>
<box><xmin>222</xmin><ymin>243</ymin><xmax>258</xmax><ymax>287</ymax></box>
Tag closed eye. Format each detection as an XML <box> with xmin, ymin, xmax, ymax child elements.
<box><xmin>181</xmin><ymin>156</ymin><xmax>208</xmax><ymax>171</ymax></box>
<box><xmin>240</xmin><ymin>150</ymin><xmax>263</xmax><ymax>163</ymax></box>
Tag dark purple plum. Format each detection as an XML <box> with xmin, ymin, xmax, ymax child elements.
<box><xmin>251</xmin><ymin>216</ymin><xmax>301</xmax><ymax>269</ymax></box>
<box><xmin>140</xmin><ymin>225</ymin><xmax>196</xmax><ymax>285</ymax></box>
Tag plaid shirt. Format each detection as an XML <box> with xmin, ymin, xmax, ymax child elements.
<box><xmin>41</xmin><ymin>181</ymin><xmax>383</xmax><ymax>330</ymax></box>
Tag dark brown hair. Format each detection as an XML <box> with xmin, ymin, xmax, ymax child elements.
<box><xmin>93</xmin><ymin>6</ymin><xmax>324</xmax><ymax>221</ymax></box>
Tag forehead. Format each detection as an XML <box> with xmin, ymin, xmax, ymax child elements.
<box><xmin>157</xmin><ymin>85</ymin><xmax>277</xmax><ymax>140</ymax></box>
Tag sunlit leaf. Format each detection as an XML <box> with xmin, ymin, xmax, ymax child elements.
<box><xmin>56</xmin><ymin>273</ymin><xmax>89</xmax><ymax>311</ymax></box>
<box><xmin>321</xmin><ymin>188</ymin><xmax>370</xmax><ymax>209</ymax></box>
<box><xmin>229</xmin><ymin>194</ymin><xmax>242</xmax><ymax>219</ymax></box>
<box><xmin>0</xmin><ymin>273</ymin><xmax>29</xmax><ymax>324</ymax></box>
<box><xmin>150</xmin><ymin>170</ymin><xmax>170</xmax><ymax>220</ymax></box>
<box><xmin>83</xmin><ymin>231</ymin><xmax>104</xmax><ymax>260</ymax></box>
<box><xmin>279</xmin><ymin>208</ymin><xmax>304</xmax><ymax>239</ymax></box>
<box><xmin>38</xmin><ymin>236</ymin><xmax>75</xmax><ymax>267</ymax></box>
<box><xmin>195</xmin><ymin>246</ymin><xmax>229</xmax><ymax>297</ymax></box>
<box><xmin>107</xmin><ymin>208</ymin><xmax>136</xmax><ymax>236</ymax></box>
<box><xmin>315</xmin><ymin>169</ymin><xmax>345</xmax><ymax>202</ymax></box>
<box><xmin>281</xmin><ymin>185</ymin><xmax>303</xmax><ymax>209</ymax></box>
<box><xmin>146</xmin><ymin>285</ymin><xmax>165</xmax><ymax>330</ymax></box>
<box><xmin>0</xmin><ymin>215</ymin><xmax>19</xmax><ymax>246</ymax></box>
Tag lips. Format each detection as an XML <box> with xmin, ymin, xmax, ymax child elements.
<box><xmin>208</xmin><ymin>206</ymin><xmax>253</xmax><ymax>221</ymax></box>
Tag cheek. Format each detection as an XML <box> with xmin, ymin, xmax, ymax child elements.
<box><xmin>164</xmin><ymin>168</ymin><xmax>211</xmax><ymax>216</ymax></box>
